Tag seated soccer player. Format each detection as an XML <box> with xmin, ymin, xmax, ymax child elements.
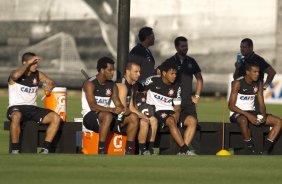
<box><xmin>144</xmin><ymin>60</ymin><xmax>195</xmax><ymax>155</ymax></box>
<box><xmin>7</xmin><ymin>52</ymin><xmax>61</xmax><ymax>154</ymax></box>
<box><xmin>82</xmin><ymin>57</ymin><xmax>138</xmax><ymax>154</ymax></box>
<box><xmin>229</xmin><ymin>62</ymin><xmax>282</xmax><ymax>154</ymax></box>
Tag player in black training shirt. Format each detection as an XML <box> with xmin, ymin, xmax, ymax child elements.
<box><xmin>7</xmin><ymin>52</ymin><xmax>61</xmax><ymax>154</ymax></box>
<box><xmin>82</xmin><ymin>57</ymin><xmax>127</xmax><ymax>154</ymax></box>
<box><xmin>144</xmin><ymin>60</ymin><xmax>195</xmax><ymax>155</ymax></box>
<box><xmin>229</xmin><ymin>62</ymin><xmax>282</xmax><ymax>154</ymax></box>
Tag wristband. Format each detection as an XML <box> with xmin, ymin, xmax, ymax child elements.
<box><xmin>195</xmin><ymin>95</ymin><xmax>200</xmax><ymax>99</ymax></box>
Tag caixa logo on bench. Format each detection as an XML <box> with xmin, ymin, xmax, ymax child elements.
<box><xmin>113</xmin><ymin>134</ymin><xmax>123</xmax><ymax>151</ymax></box>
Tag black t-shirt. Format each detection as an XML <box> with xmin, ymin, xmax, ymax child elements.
<box><xmin>129</xmin><ymin>43</ymin><xmax>155</xmax><ymax>82</ymax></box>
<box><xmin>91</xmin><ymin>77</ymin><xmax>114</xmax><ymax>106</ymax></box>
<box><xmin>166</xmin><ymin>54</ymin><xmax>201</xmax><ymax>103</ymax></box>
<box><xmin>238</xmin><ymin>52</ymin><xmax>270</xmax><ymax>82</ymax></box>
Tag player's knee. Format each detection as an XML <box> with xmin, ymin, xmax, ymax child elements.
<box><xmin>11</xmin><ymin>111</ymin><xmax>22</xmax><ymax>122</ymax></box>
<box><xmin>100</xmin><ymin>112</ymin><xmax>113</xmax><ymax>122</ymax></box>
<box><xmin>129</xmin><ymin>114</ymin><xmax>139</xmax><ymax>127</ymax></box>
<box><xmin>166</xmin><ymin>117</ymin><xmax>176</xmax><ymax>128</ymax></box>
<box><xmin>184</xmin><ymin>117</ymin><xmax>197</xmax><ymax>128</ymax></box>
<box><xmin>274</xmin><ymin>118</ymin><xmax>282</xmax><ymax>129</ymax></box>
<box><xmin>51</xmin><ymin>112</ymin><xmax>61</xmax><ymax>126</ymax></box>
<box><xmin>238</xmin><ymin>117</ymin><xmax>248</xmax><ymax>127</ymax></box>
<box><xmin>129</xmin><ymin>112</ymin><xmax>139</xmax><ymax>121</ymax></box>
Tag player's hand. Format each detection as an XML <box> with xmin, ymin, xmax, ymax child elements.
<box><xmin>112</xmin><ymin>106</ymin><xmax>123</xmax><ymax>114</ymax></box>
<box><xmin>191</xmin><ymin>96</ymin><xmax>200</xmax><ymax>104</ymax></box>
<box><xmin>247</xmin><ymin>114</ymin><xmax>259</xmax><ymax>125</ymax></box>
<box><xmin>124</xmin><ymin>108</ymin><xmax>131</xmax><ymax>116</ymax></box>
<box><xmin>27</xmin><ymin>56</ymin><xmax>41</xmax><ymax>65</ymax></box>
<box><xmin>234</xmin><ymin>61</ymin><xmax>241</xmax><ymax>69</ymax></box>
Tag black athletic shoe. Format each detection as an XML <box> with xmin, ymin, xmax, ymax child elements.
<box><xmin>98</xmin><ymin>148</ymin><xmax>106</xmax><ymax>155</ymax></box>
<box><xmin>246</xmin><ymin>146</ymin><xmax>256</xmax><ymax>155</ymax></box>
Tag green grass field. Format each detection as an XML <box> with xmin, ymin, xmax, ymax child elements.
<box><xmin>1</xmin><ymin>89</ymin><xmax>282</xmax><ymax>184</ymax></box>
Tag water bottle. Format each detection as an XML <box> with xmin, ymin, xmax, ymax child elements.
<box><xmin>117</xmin><ymin>112</ymin><xmax>125</xmax><ymax>123</ymax></box>
<box><xmin>42</xmin><ymin>81</ymin><xmax>50</xmax><ymax>96</ymax></box>
<box><xmin>236</xmin><ymin>53</ymin><xmax>242</xmax><ymax>63</ymax></box>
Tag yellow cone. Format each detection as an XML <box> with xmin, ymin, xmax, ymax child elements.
<box><xmin>216</xmin><ymin>149</ymin><xmax>232</xmax><ymax>156</ymax></box>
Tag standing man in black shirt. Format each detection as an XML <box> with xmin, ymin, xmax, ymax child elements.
<box><xmin>233</xmin><ymin>38</ymin><xmax>276</xmax><ymax>90</ymax></box>
<box><xmin>129</xmin><ymin>27</ymin><xmax>155</xmax><ymax>83</ymax></box>
<box><xmin>166</xmin><ymin>36</ymin><xmax>203</xmax><ymax>153</ymax></box>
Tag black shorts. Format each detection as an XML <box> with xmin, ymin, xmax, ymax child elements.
<box><xmin>230</xmin><ymin>111</ymin><xmax>269</xmax><ymax>123</ymax></box>
<box><xmin>7</xmin><ymin>105</ymin><xmax>53</xmax><ymax>124</ymax></box>
<box><xmin>83</xmin><ymin>111</ymin><xmax>127</xmax><ymax>134</ymax></box>
<box><xmin>155</xmin><ymin>110</ymin><xmax>175</xmax><ymax>129</ymax></box>
<box><xmin>179</xmin><ymin>104</ymin><xmax>197</xmax><ymax>127</ymax></box>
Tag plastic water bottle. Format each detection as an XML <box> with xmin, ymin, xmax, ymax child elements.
<box><xmin>117</xmin><ymin>112</ymin><xmax>125</xmax><ymax>123</ymax></box>
<box><xmin>236</xmin><ymin>53</ymin><xmax>242</xmax><ymax>63</ymax></box>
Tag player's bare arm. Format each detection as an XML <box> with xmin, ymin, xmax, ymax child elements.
<box><xmin>9</xmin><ymin>56</ymin><xmax>40</xmax><ymax>84</ymax></box>
<box><xmin>263</xmin><ymin>66</ymin><xmax>276</xmax><ymax>89</ymax></box>
<box><xmin>116</xmin><ymin>83</ymin><xmax>131</xmax><ymax>115</ymax></box>
<box><xmin>257</xmin><ymin>82</ymin><xmax>267</xmax><ymax>123</ymax></box>
<box><xmin>233</xmin><ymin>62</ymin><xmax>241</xmax><ymax>80</ymax></box>
<box><xmin>111</xmin><ymin>83</ymin><xmax>124</xmax><ymax>114</ymax></box>
<box><xmin>192</xmin><ymin>72</ymin><xmax>203</xmax><ymax>104</ymax></box>
<box><xmin>39</xmin><ymin>71</ymin><xmax>57</xmax><ymax>93</ymax></box>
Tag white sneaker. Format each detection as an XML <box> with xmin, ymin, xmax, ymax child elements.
<box><xmin>186</xmin><ymin>150</ymin><xmax>197</xmax><ymax>156</ymax></box>
<box><xmin>39</xmin><ymin>148</ymin><xmax>49</xmax><ymax>154</ymax></box>
<box><xmin>11</xmin><ymin>150</ymin><xmax>20</xmax><ymax>154</ymax></box>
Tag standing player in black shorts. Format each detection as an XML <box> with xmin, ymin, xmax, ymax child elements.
<box><xmin>7</xmin><ymin>52</ymin><xmax>61</xmax><ymax>154</ymax></box>
<box><xmin>229</xmin><ymin>62</ymin><xmax>282</xmax><ymax>154</ymax></box>
<box><xmin>166</xmin><ymin>36</ymin><xmax>203</xmax><ymax>154</ymax></box>
<box><xmin>82</xmin><ymin>57</ymin><xmax>137</xmax><ymax>154</ymax></box>
<box><xmin>144</xmin><ymin>60</ymin><xmax>193</xmax><ymax>155</ymax></box>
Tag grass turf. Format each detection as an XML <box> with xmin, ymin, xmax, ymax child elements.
<box><xmin>1</xmin><ymin>89</ymin><xmax>282</xmax><ymax>184</ymax></box>
<box><xmin>1</xmin><ymin>155</ymin><xmax>282</xmax><ymax>184</ymax></box>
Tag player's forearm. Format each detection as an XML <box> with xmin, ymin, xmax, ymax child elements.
<box><xmin>10</xmin><ymin>63</ymin><xmax>30</xmax><ymax>81</ymax></box>
<box><xmin>263</xmin><ymin>73</ymin><xmax>276</xmax><ymax>89</ymax></box>
<box><xmin>195</xmin><ymin>79</ymin><xmax>203</xmax><ymax>96</ymax></box>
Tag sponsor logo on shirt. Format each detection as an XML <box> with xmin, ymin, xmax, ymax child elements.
<box><xmin>154</xmin><ymin>94</ymin><xmax>173</xmax><ymax>103</ymax></box>
<box><xmin>20</xmin><ymin>87</ymin><xmax>37</xmax><ymax>93</ymax></box>
<box><xmin>96</xmin><ymin>98</ymin><xmax>109</xmax><ymax>105</ymax></box>
<box><xmin>239</xmin><ymin>96</ymin><xmax>255</xmax><ymax>100</ymax></box>
<box><xmin>144</xmin><ymin>78</ymin><xmax>153</xmax><ymax>86</ymax></box>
